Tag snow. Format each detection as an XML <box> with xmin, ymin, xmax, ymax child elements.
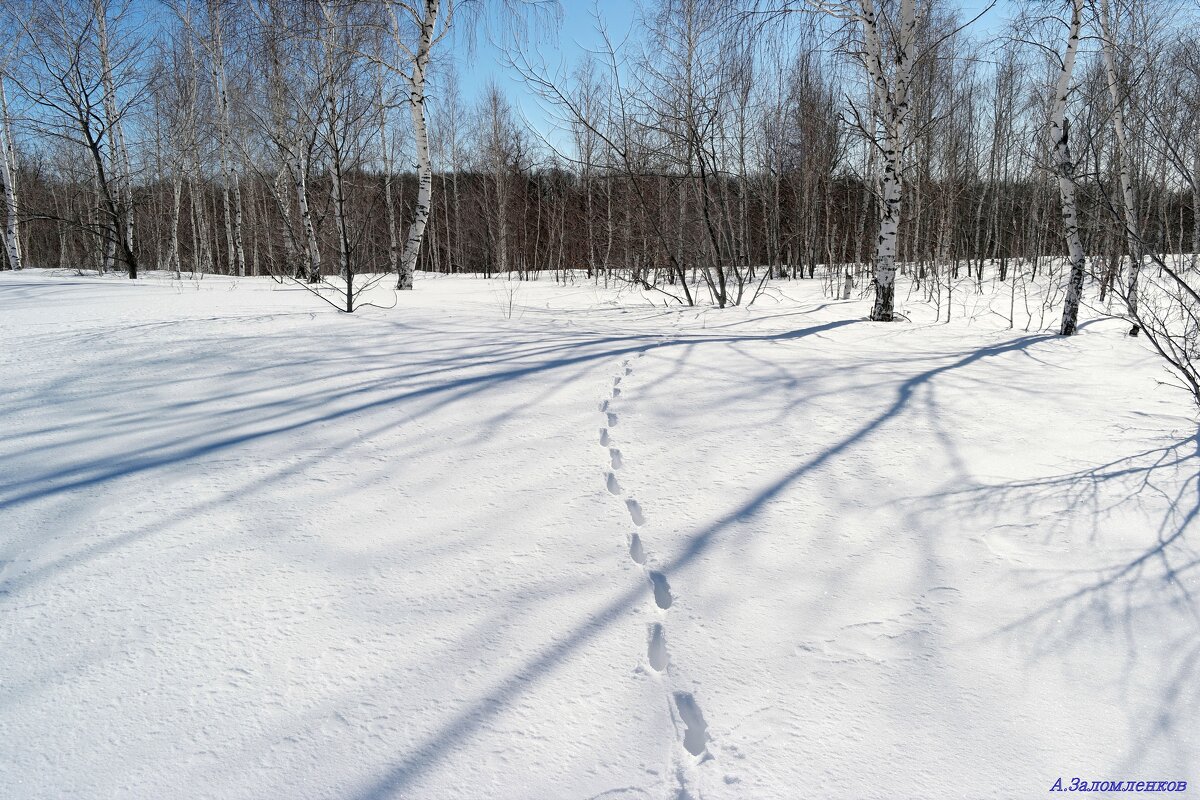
<box><xmin>1</xmin><ymin>269</ymin><xmax>1197</xmax><ymax>799</ymax></box>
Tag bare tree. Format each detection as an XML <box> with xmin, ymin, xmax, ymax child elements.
<box><xmin>380</xmin><ymin>0</ymin><xmax>452</xmax><ymax>290</ymax></box>
<box><xmin>10</xmin><ymin>0</ymin><xmax>143</xmax><ymax>277</ymax></box>
<box><xmin>1096</xmin><ymin>0</ymin><xmax>1143</xmax><ymax>335</ymax></box>
<box><xmin>1050</xmin><ymin>0</ymin><xmax>1087</xmax><ymax>336</ymax></box>
<box><xmin>809</xmin><ymin>0</ymin><xmax>919</xmax><ymax>321</ymax></box>
<box><xmin>0</xmin><ymin>56</ymin><xmax>23</xmax><ymax>270</ymax></box>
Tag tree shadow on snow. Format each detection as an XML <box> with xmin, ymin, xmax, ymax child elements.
<box><xmin>0</xmin><ymin>319</ymin><xmax>855</xmax><ymax>598</ymax></box>
<box><xmin>347</xmin><ymin>331</ymin><xmax>1059</xmax><ymax>798</ymax></box>
<box><xmin>920</xmin><ymin>432</ymin><xmax>1200</xmax><ymax>772</ymax></box>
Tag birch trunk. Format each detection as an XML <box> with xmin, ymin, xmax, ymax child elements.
<box><xmin>231</xmin><ymin>175</ymin><xmax>246</xmax><ymax>276</ymax></box>
<box><xmin>189</xmin><ymin>173</ymin><xmax>212</xmax><ymax>276</ymax></box>
<box><xmin>1054</xmin><ymin>0</ymin><xmax>1087</xmax><ymax>336</ymax></box>
<box><xmin>168</xmin><ymin>173</ymin><xmax>182</xmax><ymax>279</ymax></box>
<box><xmin>208</xmin><ymin>0</ymin><xmax>246</xmax><ymax>277</ymax></box>
<box><xmin>0</xmin><ymin>79</ymin><xmax>22</xmax><ymax>270</ymax></box>
<box><xmin>271</xmin><ymin>167</ymin><xmax>300</xmax><ymax>276</ymax></box>
<box><xmin>393</xmin><ymin>0</ymin><xmax>440</xmax><ymax>291</ymax></box>
<box><xmin>1098</xmin><ymin>0</ymin><xmax>1141</xmax><ymax>335</ymax></box>
<box><xmin>857</xmin><ymin>0</ymin><xmax>916</xmax><ymax>322</ymax></box>
<box><xmin>294</xmin><ymin>152</ymin><xmax>321</xmax><ymax>283</ymax></box>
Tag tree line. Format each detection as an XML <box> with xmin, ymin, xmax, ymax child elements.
<box><xmin>0</xmin><ymin>0</ymin><xmax>1197</xmax><ymax>362</ymax></box>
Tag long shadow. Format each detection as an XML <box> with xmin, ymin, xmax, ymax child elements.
<box><xmin>916</xmin><ymin>430</ymin><xmax>1200</xmax><ymax>772</ymax></box>
<box><xmin>0</xmin><ymin>311</ymin><xmax>864</xmax><ymax>452</ymax></box>
<box><xmin>349</xmin><ymin>331</ymin><xmax>1053</xmax><ymax>799</ymax></box>
<box><xmin>0</xmin><ymin>320</ymin><xmax>858</xmax><ymax>513</ymax></box>
<box><xmin>0</xmin><ymin>318</ymin><xmax>859</xmax><ymax>607</ymax></box>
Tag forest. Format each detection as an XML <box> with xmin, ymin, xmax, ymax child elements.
<box><xmin>0</xmin><ymin>1</ymin><xmax>1197</xmax><ymax>350</ymax></box>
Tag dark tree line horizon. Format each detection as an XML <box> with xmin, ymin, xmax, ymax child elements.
<box><xmin>0</xmin><ymin>0</ymin><xmax>1197</xmax><ymax>318</ymax></box>
<box><xmin>9</xmin><ymin>164</ymin><xmax>1198</xmax><ymax>282</ymax></box>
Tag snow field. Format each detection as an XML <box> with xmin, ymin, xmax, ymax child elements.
<box><xmin>1</xmin><ymin>269</ymin><xmax>1197</xmax><ymax>798</ymax></box>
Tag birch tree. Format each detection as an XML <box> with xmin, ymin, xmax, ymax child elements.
<box><xmin>203</xmin><ymin>0</ymin><xmax>247</xmax><ymax>277</ymax></box>
<box><xmin>0</xmin><ymin>68</ymin><xmax>22</xmax><ymax>270</ymax></box>
<box><xmin>149</xmin><ymin>29</ymin><xmax>203</xmax><ymax>279</ymax></box>
<box><xmin>811</xmin><ymin>0</ymin><xmax>919</xmax><ymax>321</ymax></box>
<box><xmin>11</xmin><ymin>0</ymin><xmax>141</xmax><ymax>278</ymax></box>
<box><xmin>247</xmin><ymin>0</ymin><xmax>324</xmax><ymax>282</ymax></box>
<box><xmin>381</xmin><ymin>0</ymin><xmax>452</xmax><ymax>290</ymax></box>
<box><xmin>317</xmin><ymin>0</ymin><xmax>374</xmax><ymax>310</ymax></box>
<box><xmin>1051</xmin><ymin>0</ymin><xmax>1087</xmax><ymax>336</ymax></box>
<box><xmin>1097</xmin><ymin>0</ymin><xmax>1142</xmax><ymax>335</ymax></box>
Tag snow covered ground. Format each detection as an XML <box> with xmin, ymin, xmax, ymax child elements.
<box><xmin>1</xmin><ymin>269</ymin><xmax>1197</xmax><ymax>799</ymax></box>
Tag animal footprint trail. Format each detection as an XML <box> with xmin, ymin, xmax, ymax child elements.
<box><xmin>596</xmin><ymin>348</ymin><xmax>714</xmax><ymax>782</ymax></box>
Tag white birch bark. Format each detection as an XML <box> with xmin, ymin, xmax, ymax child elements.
<box><xmin>207</xmin><ymin>0</ymin><xmax>247</xmax><ymax>277</ymax></box>
<box><xmin>389</xmin><ymin>0</ymin><xmax>443</xmax><ymax>291</ymax></box>
<box><xmin>168</xmin><ymin>173</ymin><xmax>182</xmax><ymax>279</ymax></box>
<box><xmin>0</xmin><ymin>78</ymin><xmax>23</xmax><ymax>270</ymax></box>
<box><xmin>1054</xmin><ymin>0</ymin><xmax>1087</xmax><ymax>336</ymax></box>
<box><xmin>189</xmin><ymin>172</ymin><xmax>212</xmax><ymax>276</ymax></box>
<box><xmin>851</xmin><ymin>0</ymin><xmax>916</xmax><ymax>322</ymax></box>
<box><xmin>1098</xmin><ymin>0</ymin><xmax>1141</xmax><ymax>334</ymax></box>
<box><xmin>319</xmin><ymin>3</ymin><xmax>348</xmax><ymax>292</ymax></box>
<box><xmin>231</xmin><ymin>173</ymin><xmax>246</xmax><ymax>276</ymax></box>
<box><xmin>267</xmin><ymin>170</ymin><xmax>290</xmax><ymax>268</ymax></box>
<box><xmin>294</xmin><ymin>150</ymin><xmax>321</xmax><ymax>282</ymax></box>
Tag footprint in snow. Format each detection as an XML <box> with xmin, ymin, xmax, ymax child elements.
<box><xmin>673</xmin><ymin>692</ymin><xmax>709</xmax><ymax>756</ymax></box>
<box><xmin>648</xmin><ymin>623</ymin><xmax>669</xmax><ymax>671</ymax></box>
<box><xmin>649</xmin><ymin>571</ymin><xmax>673</xmax><ymax>609</ymax></box>
<box><xmin>629</xmin><ymin>533</ymin><xmax>646</xmax><ymax>564</ymax></box>
<box><xmin>626</xmin><ymin>499</ymin><xmax>645</xmax><ymax>526</ymax></box>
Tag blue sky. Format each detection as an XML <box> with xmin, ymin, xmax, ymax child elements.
<box><xmin>450</xmin><ymin>0</ymin><xmax>1018</xmax><ymax>142</ymax></box>
<box><xmin>452</xmin><ymin>0</ymin><xmax>643</xmax><ymax>144</ymax></box>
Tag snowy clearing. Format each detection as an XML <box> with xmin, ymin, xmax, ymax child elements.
<box><xmin>1</xmin><ymin>270</ymin><xmax>1198</xmax><ymax>799</ymax></box>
